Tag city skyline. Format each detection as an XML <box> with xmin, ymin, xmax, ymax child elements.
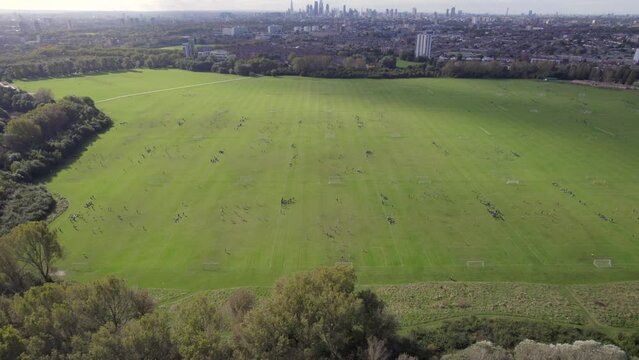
<box><xmin>2</xmin><ymin>0</ymin><xmax>639</xmax><ymax>15</ymax></box>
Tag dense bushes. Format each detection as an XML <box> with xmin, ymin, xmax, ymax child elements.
<box><xmin>0</xmin><ymin>175</ymin><xmax>55</xmax><ymax>236</ymax></box>
<box><xmin>0</xmin><ymin>265</ymin><xmax>402</xmax><ymax>359</ymax></box>
<box><xmin>0</xmin><ymin>86</ymin><xmax>37</xmax><ymax>115</ymax></box>
<box><xmin>0</xmin><ymin>96</ymin><xmax>113</xmax><ymax>181</ymax></box>
<box><xmin>408</xmin><ymin>316</ymin><xmax>613</xmax><ymax>358</ymax></box>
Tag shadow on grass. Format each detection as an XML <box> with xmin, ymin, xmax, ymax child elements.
<box><xmin>33</xmin><ymin>130</ymin><xmax>109</xmax><ymax>186</ymax></box>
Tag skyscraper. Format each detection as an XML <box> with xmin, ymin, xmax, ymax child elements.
<box><xmin>451</xmin><ymin>7</ymin><xmax>456</xmax><ymax>17</ymax></box>
<box><xmin>415</xmin><ymin>33</ymin><xmax>433</xmax><ymax>59</ymax></box>
<box><xmin>446</xmin><ymin>8</ymin><xmax>450</xmax><ymax>17</ymax></box>
<box><xmin>313</xmin><ymin>1</ymin><xmax>319</xmax><ymax>15</ymax></box>
<box><xmin>319</xmin><ymin>0</ymin><xmax>324</xmax><ymax>15</ymax></box>
<box><xmin>290</xmin><ymin>0</ymin><xmax>294</xmax><ymax>13</ymax></box>
<box><xmin>634</xmin><ymin>49</ymin><xmax>639</xmax><ymax>65</ymax></box>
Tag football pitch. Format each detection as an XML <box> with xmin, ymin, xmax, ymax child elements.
<box><xmin>17</xmin><ymin>70</ymin><xmax>639</xmax><ymax>290</ymax></box>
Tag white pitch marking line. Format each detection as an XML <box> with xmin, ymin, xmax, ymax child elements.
<box><xmin>479</xmin><ymin>127</ymin><xmax>491</xmax><ymax>135</ymax></box>
<box><xmin>96</xmin><ymin>77</ymin><xmax>253</xmax><ymax>103</ymax></box>
<box><xmin>595</xmin><ymin>127</ymin><xmax>615</xmax><ymax>137</ymax></box>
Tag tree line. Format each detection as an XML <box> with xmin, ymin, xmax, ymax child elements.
<box><xmin>0</xmin><ymin>94</ymin><xmax>113</xmax><ymax>181</ymax></box>
<box><xmin>3</xmin><ymin>44</ymin><xmax>637</xmax><ymax>85</ymax></box>
<box><xmin>0</xmin><ymin>87</ymin><xmax>112</xmax><ymax>240</ymax></box>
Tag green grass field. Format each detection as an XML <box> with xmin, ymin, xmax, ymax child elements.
<box><xmin>396</xmin><ymin>59</ymin><xmax>422</xmax><ymax>68</ymax></box>
<box><xmin>17</xmin><ymin>70</ymin><xmax>639</xmax><ymax>291</ymax></box>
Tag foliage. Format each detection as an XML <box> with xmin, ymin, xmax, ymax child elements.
<box><xmin>33</xmin><ymin>88</ymin><xmax>55</xmax><ymax>105</ymax></box>
<box><xmin>1</xmin><ymin>221</ymin><xmax>62</xmax><ymax>283</ymax></box>
<box><xmin>89</xmin><ymin>312</ymin><xmax>180</xmax><ymax>360</ymax></box>
<box><xmin>0</xmin><ymin>221</ymin><xmax>62</xmax><ymax>293</ymax></box>
<box><xmin>234</xmin><ymin>56</ymin><xmax>279</xmax><ymax>76</ymax></box>
<box><xmin>4</xmin><ymin>278</ymin><xmax>154</xmax><ymax>359</ymax></box>
<box><xmin>173</xmin><ymin>295</ymin><xmax>231</xmax><ymax>360</ymax></box>
<box><xmin>0</xmin><ymin>175</ymin><xmax>55</xmax><ymax>236</ymax></box>
<box><xmin>0</xmin><ymin>86</ymin><xmax>37</xmax><ymax>114</ymax></box>
<box><xmin>237</xmin><ymin>265</ymin><xmax>398</xmax><ymax>359</ymax></box>
<box><xmin>513</xmin><ymin>339</ymin><xmax>626</xmax><ymax>360</ymax></box>
<box><xmin>228</xmin><ymin>288</ymin><xmax>255</xmax><ymax>325</ymax></box>
<box><xmin>0</xmin><ymin>96</ymin><xmax>113</xmax><ymax>181</ymax></box>
<box><xmin>408</xmin><ymin>316</ymin><xmax>612</xmax><ymax>357</ymax></box>
<box><xmin>379</xmin><ymin>56</ymin><xmax>397</xmax><ymax>69</ymax></box>
<box><xmin>292</xmin><ymin>55</ymin><xmax>333</xmax><ymax>75</ymax></box>
<box><xmin>0</xmin><ymin>325</ymin><xmax>25</xmax><ymax>359</ymax></box>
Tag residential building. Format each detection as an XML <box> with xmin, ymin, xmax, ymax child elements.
<box><xmin>222</xmin><ymin>26</ymin><xmax>249</xmax><ymax>37</ymax></box>
<box><xmin>415</xmin><ymin>33</ymin><xmax>433</xmax><ymax>59</ymax></box>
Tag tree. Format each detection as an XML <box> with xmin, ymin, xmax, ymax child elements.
<box><xmin>85</xmin><ymin>277</ymin><xmax>155</xmax><ymax>330</ymax></box>
<box><xmin>2</xmin><ymin>117</ymin><xmax>42</xmax><ymax>152</ymax></box>
<box><xmin>4</xmin><ymin>221</ymin><xmax>62</xmax><ymax>282</ymax></box>
<box><xmin>367</xmin><ymin>337</ymin><xmax>391</xmax><ymax>360</ymax></box>
<box><xmin>33</xmin><ymin>88</ymin><xmax>54</xmax><ymax>105</ymax></box>
<box><xmin>238</xmin><ymin>265</ymin><xmax>398</xmax><ymax>359</ymax></box>
<box><xmin>380</xmin><ymin>56</ymin><xmax>397</xmax><ymax>69</ymax></box>
<box><xmin>90</xmin><ymin>312</ymin><xmax>179</xmax><ymax>360</ymax></box>
<box><xmin>0</xmin><ymin>325</ymin><xmax>25</xmax><ymax>359</ymax></box>
<box><xmin>228</xmin><ymin>289</ymin><xmax>255</xmax><ymax>325</ymax></box>
<box><xmin>173</xmin><ymin>295</ymin><xmax>230</xmax><ymax>360</ymax></box>
<box><xmin>0</xmin><ymin>237</ymin><xmax>35</xmax><ymax>293</ymax></box>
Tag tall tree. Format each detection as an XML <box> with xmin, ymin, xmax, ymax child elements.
<box><xmin>33</xmin><ymin>88</ymin><xmax>54</xmax><ymax>105</ymax></box>
<box><xmin>5</xmin><ymin>221</ymin><xmax>62</xmax><ymax>282</ymax></box>
<box><xmin>2</xmin><ymin>117</ymin><xmax>42</xmax><ymax>152</ymax></box>
<box><xmin>238</xmin><ymin>265</ymin><xmax>398</xmax><ymax>359</ymax></box>
<box><xmin>173</xmin><ymin>295</ymin><xmax>230</xmax><ymax>360</ymax></box>
<box><xmin>85</xmin><ymin>277</ymin><xmax>155</xmax><ymax>330</ymax></box>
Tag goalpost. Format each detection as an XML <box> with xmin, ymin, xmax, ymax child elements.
<box><xmin>593</xmin><ymin>259</ymin><xmax>612</xmax><ymax>268</ymax></box>
<box><xmin>466</xmin><ymin>260</ymin><xmax>485</xmax><ymax>268</ymax></box>
<box><xmin>328</xmin><ymin>176</ymin><xmax>343</xmax><ymax>185</ymax></box>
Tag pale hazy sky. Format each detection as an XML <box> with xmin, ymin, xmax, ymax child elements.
<box><xmin>1</xmin><ymin>0</ymin><xmax>637</xmax><ymax>15</ymax></box>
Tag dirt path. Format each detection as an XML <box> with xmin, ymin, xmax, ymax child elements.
<box><xmin>95</xmin><ymin>76</ymin><xmax>254</xmax><ymax>104</ymax></box>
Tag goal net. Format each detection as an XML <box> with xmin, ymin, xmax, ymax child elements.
<box><xmin>593</xmin><ymin>259</ymin><xmax>612</xmax><ymax>268</ymax></box>
<box><xmin>466</xmin><ymin>260</ymin><xmax>485</xmax><ymax>268</ymax></box>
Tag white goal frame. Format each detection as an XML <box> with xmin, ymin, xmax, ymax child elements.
<box><xmin>593</xmin><ymin>259</ymin><xmax>612</xmax><ymax>268</ymax></box>
<box><xmin>328</xmin><ymin>176</ymin><xmax>343</xmax><ymax>185</ymax></box>
<box><xmin>466</xmin><ymin>260</ymin><xmax>485</xmax><ymax>268</ymax></box>
<box><xmin>71</xmin><ymin>262</ymin><xmax>91</xmax><ymax>272</ymax></box>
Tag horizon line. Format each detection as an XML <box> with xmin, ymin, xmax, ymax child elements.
<box><xmin>1</xmin><ymin>8</ymin><xmax>638</xmax><ymax>16</ymax></box>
